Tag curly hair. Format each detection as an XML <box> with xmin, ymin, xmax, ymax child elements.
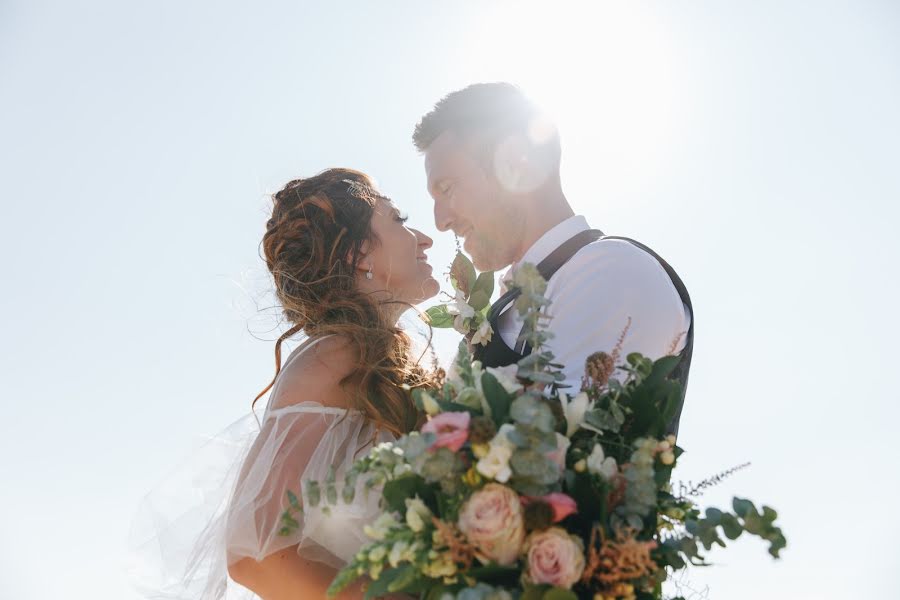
<box><xmin>254</xmin><ymin>168</ymin><xmax>435</xmax><ymax>437</ymax></box>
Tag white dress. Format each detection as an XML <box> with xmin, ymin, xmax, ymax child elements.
<box><xmin>127</xmin><ymin>336</ymin><xmax>393</xmax><ymax>599</ymax></box>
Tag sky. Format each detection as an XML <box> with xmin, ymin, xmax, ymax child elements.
<box><xmin>1</xmin><ymin>1</ymin><xmax>899</xmax><ymax>598</ymax></box>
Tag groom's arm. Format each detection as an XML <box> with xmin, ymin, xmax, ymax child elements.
<box><xmin>544</xmin><ymin>239</ymin><xmax>690</xmax><ymax>389</ymax></box>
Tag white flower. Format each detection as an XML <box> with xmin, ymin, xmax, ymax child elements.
<box><xmin>559</xmin><ymin>391</ymin><xmax>594</xmax><ymax>438</ymax></box>
<box><xmin>476</xmin><ymin>443</ymin><xmax>513</xmax><ymax>482</ymax></box>
<box><xmin>448</xmin><ymin>290</ymin><xmax>477</xmax><ymax>334</ymax></box>
<box><xmin>405</xmin><ymin>496</ymin><xmax>432</xmax><ymax>533</ymax></box>
<box><xmin>363</xmin><ymin>512</ymin><xmax>400</xmax><ymax>541</ymax></box>
<box><xmin>471</xmin><ymin>319</ymin><xmax>493</xmax><ymax>346</ymax></box>
<box><xmin>586</xmin><ymin>444</ymin><xmax>618</xmax><ymax>480</ymax></box>
<box><xmin>476</xmin><ymin>424</ymin><xmax>516</xmax><ymax>482</ymax></box>
<box><xmin>453</xmin><ymin>314</ymin><xmax>469</xmax><ymax>334</ymax></box>
<box><xmin>485</xmin><ymin>364</ymin><xmax>522</xmax><ymax>394</ymax></box>
<box><xmin>420</xmin><ymin>390</ymin><xmax>440</xmax><ymax>416</ymax></box>
<box><xmin>493</xmin><ymin>424</ymin><xmax>518</xmax><ymax>449</ymax></box>
<box><xmin>388</xmin><ymin>540</ymin><xmax>408</xmax><ymax>567</ymax></box>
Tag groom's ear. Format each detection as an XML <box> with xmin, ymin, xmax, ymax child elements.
<box><xmin>493</xmin><ymin>133</ymin><xmax>553</xmax><ymax>194</ymax></box>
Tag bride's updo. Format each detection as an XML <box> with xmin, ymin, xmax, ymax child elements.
<box><xmin>256</xmin><ymin>167</ymin><xmax>434</xmax><ymax>437</ymax></box>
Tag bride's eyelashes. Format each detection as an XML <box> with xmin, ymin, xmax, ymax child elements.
<box><xmin>395</xmin><ymin>211</ymin><xmax>409</xmax><ymax>224</ymax></box>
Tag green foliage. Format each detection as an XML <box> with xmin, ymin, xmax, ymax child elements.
<box><xmin>305</xmin><ymin>479</ymin><xmax>321</xmax><ymax>508</ymax></box>
<box><xmin>481</xmin><ymin>371</ymin><xmax>514</xmax><ymax>425</ymax></box>
<box><xmin>509</xmin><ymin>447</ymin><xmax>560</xmax><ymax>496</ymax></box>
<box><xmin>455</xmin><ymin>341</ymin><xmax>476</xmax><ymax>387</ymax></box>
<box><xmin>382</xmin><ymin>475</ymin><xmax>435</xmax><ymax>514</ymax></box>
<box><xmin>510</xmin><ymin>394</ymin><xmax>556</xmax><ymax>433</ymax></box>
<box><xmin>425</xmin><ymin>304</ymin><xmax>454</xmax><ymax>328</ymax></box>
<box><xmin>471</xmin><ymin>271</ymin><xmax>495</xmax><ymax>306</ymax></box>
<box><xmin>306</xmin><ymin>257</ymin><xmax>787</xmax><ymax>599</ymax></box>
<box><xmin>362</xmin><ymin>566</ymin><xmax>412</xmax><ymax>599</ymax></box>
<box><xmin>520</xmin><ymin>584</ymin><xmax>577</xmax><ymax>600</ymax></box>
<box><xmin>450</xmin><ymin>252</ymin><xmax>477</xmax><ymax>296</ymax></box>
<box><xmin>421</xmin><ymin>447</ymin><xmax>466</xmax><ymax>495</ymax></box>
<box><xmin>673</xmin><ymin>497</ymin><xmax>787</xmax><ymax>567</ymax></box>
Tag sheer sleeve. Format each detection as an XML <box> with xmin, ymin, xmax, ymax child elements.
<box><xmin>127</xmin><ymin>404</ymin><xmax>391</xmax><ymax>600</ymax></box>
<box><xmin>225</xmin><ymin>404</ymin><xmax>390</xmax><ymax>569</ymax></box>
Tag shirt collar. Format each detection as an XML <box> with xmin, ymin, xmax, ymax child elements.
<box><xmin>501</xmin><ymin>215</ymin><xmax>591</xmax><ymax>285</ymax></box>
<box><xmin>517</xmin><ymin>214</ymin><xmax>591</xmax><ymax>268</ymax></box>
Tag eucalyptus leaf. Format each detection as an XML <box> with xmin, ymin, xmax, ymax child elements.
<box><xmin>450</xmin><ymin>252</ymin><xmax>477</xmax><ymax>296</ymax></box>
<box><xmin>425</xmin><ymin>304</ymin><xmax>454</xmax><ymax>328</ymax></box>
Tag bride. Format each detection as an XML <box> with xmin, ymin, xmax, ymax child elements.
<box><xmin>131</xmin><ymin>168</ymin><xmax>440</xmax><ymax>599</ymax></box>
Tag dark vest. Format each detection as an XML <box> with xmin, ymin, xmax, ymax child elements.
<box><xmin>473</xmin><ymin>230</ymin><xmax>693</xmax><ymax>436</ymax></box>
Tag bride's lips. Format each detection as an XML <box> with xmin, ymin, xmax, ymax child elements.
<box><xmin>417</xmin><ymin>255</ymin><xmax>433</xmax><ymax>271</ymax></box>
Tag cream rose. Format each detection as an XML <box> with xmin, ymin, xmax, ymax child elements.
<box><xmin>523</xmin><ymin>526</ymin><xmax>586</xmax><ymax>589</ymax></box>
<box><xmin>457</xmin><ymin>483</ymin><xmax>525</xmax><ymax>565</ymax></box>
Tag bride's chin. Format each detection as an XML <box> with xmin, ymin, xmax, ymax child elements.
<box><xmin>415</xmin><ymin>276</ymin><xmax>441</xmax><ymax>303</ymax></box>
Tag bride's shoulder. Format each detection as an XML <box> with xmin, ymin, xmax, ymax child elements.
<box><xmin>268</xmin><ymin>335</ymin><xmax>358</xmax><ymax>412</ymax></box>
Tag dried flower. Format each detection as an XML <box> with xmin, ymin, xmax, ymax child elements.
<box><xmin>585</xmin><ymin>351</ymin><xmax>616</xmax><ymax>388</ymax></box>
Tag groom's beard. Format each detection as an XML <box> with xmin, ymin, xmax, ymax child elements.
<box><xmin>467</xmin><ymin>208</ymin><xmax>525</xmax><ymax>271</ymax></box>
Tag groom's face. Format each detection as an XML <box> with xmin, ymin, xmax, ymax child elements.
<box><xmin>424</xmin><ymin>131</ymin><xmax>521</xmax><ymax>272</ymax></box>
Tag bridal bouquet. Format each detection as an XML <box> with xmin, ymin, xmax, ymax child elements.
<box><xmin>283</xmin><ymin>255</ymin><xmax>786</xmax><ymax>600</ymax></box>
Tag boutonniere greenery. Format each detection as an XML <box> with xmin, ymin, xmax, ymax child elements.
<box><xmin>424</xmin><ymin>252</ymin><xmax>496</xmax><ymax>346</ymax></box>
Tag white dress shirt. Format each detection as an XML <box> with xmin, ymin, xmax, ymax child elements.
<box><xmin>496</xmin><ymin>215</ymin><xmax>691</xmax><ymax>390</ymax></box>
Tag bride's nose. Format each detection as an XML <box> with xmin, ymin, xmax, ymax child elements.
<box><xmin>414</xmin><ymin>229</ymin><xmax>433</xmax><ymax>250</ymax></box>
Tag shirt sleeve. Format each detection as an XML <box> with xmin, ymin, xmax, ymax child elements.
<box><xmin>543</xmin><ymin>239</ymin><xmax>691</xmax><ymax>389</ymax></box>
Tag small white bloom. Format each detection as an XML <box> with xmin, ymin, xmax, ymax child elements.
<box><xmin>363</xmin><ymin>512</ymin><xmax>399</xmax><ymax>541</ymax></box>
<box><xmin>453</xmin><ymin>314</ymin><xmax>469</xmax><ymax>334</ymax></box>
<box><xmin>475</xmin><ymin>424</ymin><xmax>517</xmax><ymax>482</ymax></box>
<box><xmin>405</xmin><ymin>496</ymin><xmax>432</xmax><ymax>533</ymax></box>
<box><xmin>559</xmin><ymin>391</ymin><xmax>594</xmax><ymax>438</ymax></box>
<box><xmin>493</xmin><ymin>423</ymin><xmax>518</xmax><ymax>450</ymax></box>
<box><xmin>586</xmin><ymin>444</ymin><xmax>618</xmax><ymax>480</ymax></box>
<box><xmin>388</xmin><ymin>540</ymin><xmax>408</xmax><ymax>567</ymax></box>
<box><xmin>448</xmin><ymin>290</ymin><xmax>476</xmax><ymax>318</ymax></box>
<box><xmin>471</xmin><ymin>319</ymin><xmax>493</xmax><ymax>346</ymax></box>
<box><xmin>421</xmin><ymin>390</ymin><xmax>440</xmax><ymax>416</ymax></box>
<box><xmin>485</xmin><ymin>364</ymin><xmax>523</xmax><ymax>394</ymax></box>
<box><xmin>476</xmin><ymin>443</ymin><xmax>514</xmax><ymax>482</ymax></box>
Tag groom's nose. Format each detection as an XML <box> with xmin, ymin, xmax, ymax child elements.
<box><xmin>433</xmin><ymin>199</ymin><xmax>454</xmax><ymax>232</ymax></box>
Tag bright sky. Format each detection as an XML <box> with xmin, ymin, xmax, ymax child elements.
<box><xmin>2</xmin><ymin>1</ymin><xmax>898</xmax><ymax>599</ymax></box>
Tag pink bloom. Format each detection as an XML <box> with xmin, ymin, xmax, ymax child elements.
<box><xmin>458</xmin><ymin>483</ymin><xmax>526</xmax><ymax>565</ymax></box>
<box><xmin>523</xmin><ymin>527</ymin><xmax>586</xmax><ymax>589</ymax></box>
<box><xmin>421</xmin><ymin>411</ymin><xmax>470</xmax><ymax>452</ymax></box>
<box><xmin>521</xmin><ymin>493</ymin><xmax>578</xmax><ymax>523</ymax></box>
<box><xmin>546</xmin><ymin>433</ymin><xmax>571</xmax><ymax>470</ymax></box>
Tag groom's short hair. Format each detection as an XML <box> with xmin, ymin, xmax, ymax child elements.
<box><xmin>413</xmin><ymin>82</ymin><xmax>561</xmax><ymax>168</ymax></box>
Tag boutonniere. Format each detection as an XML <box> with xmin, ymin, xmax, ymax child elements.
<box><xmin>423</xmin><ymin>252</ymin><xmax>496</xmax><ymax>346</ymax></box>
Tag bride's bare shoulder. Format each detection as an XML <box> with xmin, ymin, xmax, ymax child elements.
<box><xmin>268</xmin><ymin>336</ymin><xmax>358</xmax><ymax>411</ymax></box>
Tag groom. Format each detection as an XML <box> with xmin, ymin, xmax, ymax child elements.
<box><xmin>413</xmin><ymin>83</ymin><xmax>693</xmax><ymax>435</ymax></box>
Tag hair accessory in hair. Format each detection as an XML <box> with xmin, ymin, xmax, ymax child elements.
<box><xmin>342</xmin><ymin>178</ymin><xmax>370</xmax><ymax>197</ymax></box>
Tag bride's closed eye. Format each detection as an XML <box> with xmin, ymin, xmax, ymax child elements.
<box><xmin>394</xmin><ymin>210</ymin><xmax>409</xmax><ymax>224</ymax></box>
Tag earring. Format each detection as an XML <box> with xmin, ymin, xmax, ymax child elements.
<box><xmin>366</xmin><ymin>264</ymin><xmax>374</xmax><ymax>280</ymax></box>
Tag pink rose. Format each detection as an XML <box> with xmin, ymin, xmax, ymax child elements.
<box><xmin>421</xmin><ymin>411</ymin><xmax>470</xmax><ymax>452</ymax></box>
<box><xmin>523</xmin><ymin>527</ymin><xmax>586</xmax><ymax>589</ymax></box>
<box><xmin>458</xmin><ymin>483</ymin><xmax>526</xmax><ymax>565</ymax></box>
<box><xmin>521</xmin><ymin>493</ymin><xmax>578</xmax><ymax>523</ymax></box>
